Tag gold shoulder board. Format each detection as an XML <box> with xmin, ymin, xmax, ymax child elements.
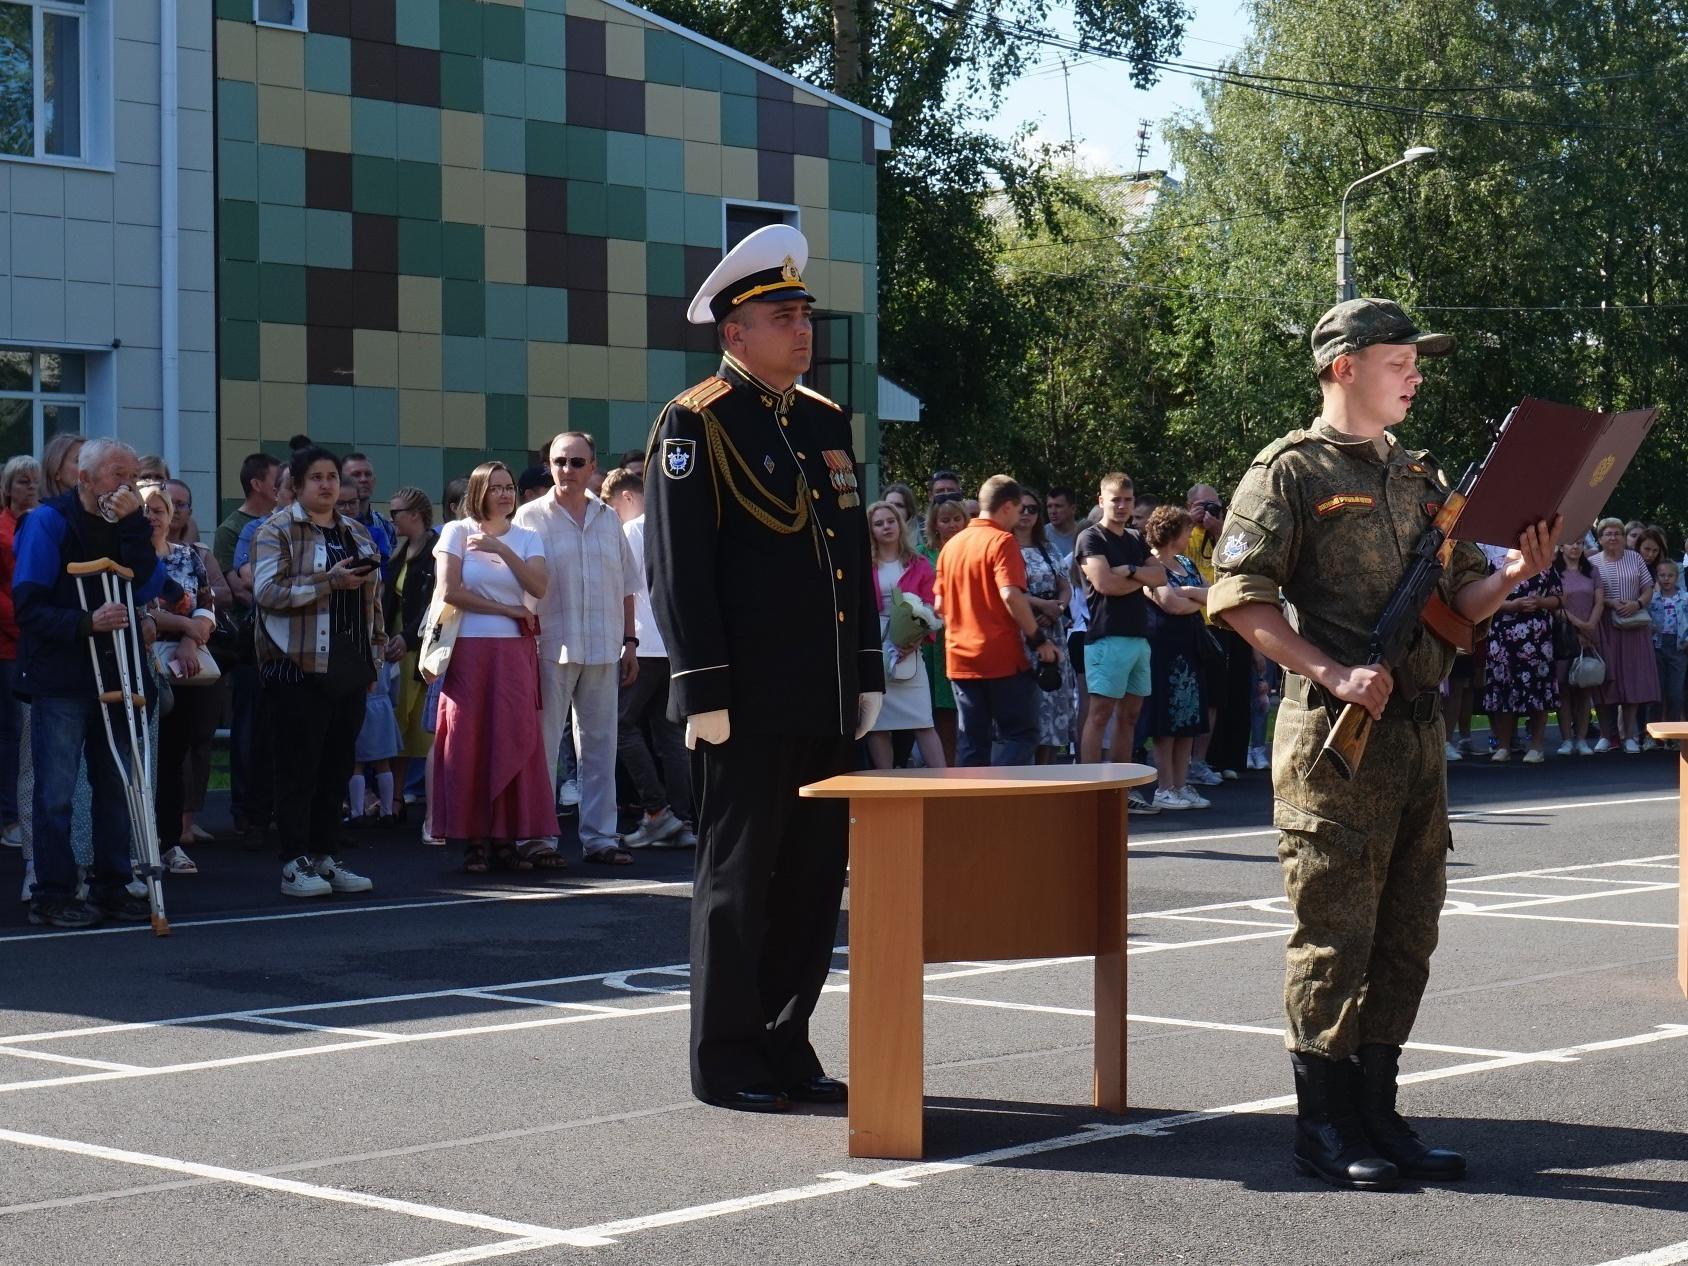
<box><xmin>794</xmin><ymin>383</ymin><xmax>844</xmax><ymax>413</ymax></box>
<box><xmin>676</xmin><ymin>376</ymin><xmax>732</xmax><ymax>412</ymax></box>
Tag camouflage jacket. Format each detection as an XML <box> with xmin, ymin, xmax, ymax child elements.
<box><xmin>1207</xmin><ymin>422</ymin><xmax>1489</xmax><ymax>694</ymax></box>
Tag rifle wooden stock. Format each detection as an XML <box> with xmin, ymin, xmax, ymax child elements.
<box><xmin>1317</xmin><ymin>697</ymin><xmax>1374</xmax><ymax>781</ymax></box>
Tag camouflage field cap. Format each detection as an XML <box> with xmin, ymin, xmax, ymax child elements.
<box><xmin>1310</xmin><ymin>298</ymin><xmax>1455</xmax><ymax>373</ymax></box>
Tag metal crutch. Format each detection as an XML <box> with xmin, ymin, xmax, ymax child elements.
<box><xmin>68</xmin><ymin>558</ymin><xmax>169</xmax><ymax>936</ymax></box>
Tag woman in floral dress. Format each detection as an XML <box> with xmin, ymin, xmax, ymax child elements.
<box><xmin>1013</xmin><ymin>490</ymin><xmax>1074</xmax><ymax>763</ymax></box>
<box><xmin>1481</xmin><ymin>564</ymin><xmax>1562</xmax><ymax>763</ymax></box>
<box><xmin>1142</xmin><ymin>506</ymin><xmax>1210</xmax><ymax>809</ymax></box>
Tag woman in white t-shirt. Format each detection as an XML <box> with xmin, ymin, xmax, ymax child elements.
<box><xmin>433</xmin><ymin>461</ymin><xmax>557</xmax><ymax>872</ymax></box>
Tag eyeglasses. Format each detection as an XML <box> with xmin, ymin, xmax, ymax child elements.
<box><xmin>552</xmin><ymin>456</ymin><xmax>589</xmax><ymax>469</ymax></box>
<box><xmin>1019</xmin><ymin>504</ymin><xmax>1039</xmax><ymax>515</ymax></box>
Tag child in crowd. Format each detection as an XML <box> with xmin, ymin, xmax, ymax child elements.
<box><xmin>1648</xmin><ymin>559</ymin><xmax>1688</xmax><ymax>737</ymax></box>
<box><xmin>348</xmin><ymin>659</ymin><xmax>402</xmax><ymax>826</ymax></box>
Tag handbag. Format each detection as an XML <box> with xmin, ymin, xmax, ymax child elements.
<box><xmin>417</xmin><ymin>589</ymin><xmax>460</xmax><ymax>683</ymax></box>
<box><xmin>1611</xmin><ymin>608</ymin><xmax>1653</xmax><ymax>630</ymax></box>
<box><xmin>151</xmin><ymin>638</ymin><xmax>221</xmax><ymax>686</ymax></box>
<box><xmin>1551</xmin><ymin>615</ymin><xmax>1579</xmax><ymax>661</ymax></box>
<box><xmin>1568</xmin><ymin>648</ymin><xmax>1608</xmax><ymax>689</ymax></box>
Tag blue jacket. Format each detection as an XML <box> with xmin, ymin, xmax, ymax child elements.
<box><xmin>13</xmin><ymin>489</ymin><xmax>168</xmax><ymax>699</ymax></box>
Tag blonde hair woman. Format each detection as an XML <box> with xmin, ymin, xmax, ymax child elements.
<box><xmin>865</xmin><ymin>500</ymin><xmax>943</xmax><ymax>770</ymax></box>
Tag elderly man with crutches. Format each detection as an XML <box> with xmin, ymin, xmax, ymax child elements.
<box><xmin>14</xmin><ymin>438</ymin><xmax>170</xmax><ymax>930</ymax></box>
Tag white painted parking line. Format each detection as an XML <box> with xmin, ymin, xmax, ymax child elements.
<box><xmin>0</xmin><ymin>1046</ymin><xmax>141</xmax><ymax>1072</ymax></box>
<box><xmin>1140</xmin><ymin>795</ymin><xmax>1678</xmax><ymax>847</ymax></box>
<box><xmin>1588</xmin><ymin>1239</ymin><xmax>1688</xmax><ymax>1266</ymax></box>
<box><xmin>242</xmin><ymin>1016</ymin><xmax>392</xmax><ymax>1039</ymax></box>
<box><xmin>1460</xmin><ymin>912</ymin><xmax>1678</xmax><ymax>930</ymax></box>
<box><xmin>377</xmin><ymin>1239</ymin><xmax>562</xmax><ymax>1266</ymax></box>
<box><xmin>921</xmin><ymin>995</ymin><xmax>1550</xmax><ymax>1059</ymax></box>
<box><xmin>1134</xmin><ymin>914</ymin><xmax>1296</xmax><ymax>929</ymax></box>
<box><xmin>0</xmin><ymin>879</ymin><xmax>694</xmax><ymax>946</ymax></box>
<box><xmin>0</xmin><ymin>1127</ymin><xmax>611</xmax><ymax>1247</ymax></box>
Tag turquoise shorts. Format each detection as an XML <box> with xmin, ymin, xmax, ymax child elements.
<box><xmin>1085</xmin><ymin>635</ymin><xmax>1152</xmax><ymax>700</ymax></box>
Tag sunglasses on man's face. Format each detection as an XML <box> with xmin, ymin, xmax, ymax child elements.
<box><xmin>552</xmin><ymin>456</ymin><xmax>590</xmax><ymax>469</ymax></box>
<box><xmin>932</xmin><ymin>491</ymin><xmax>963</xmax><ymax>504</ymax></box>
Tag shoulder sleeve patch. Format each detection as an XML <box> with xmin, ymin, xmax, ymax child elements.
<box><xmin>675</xmin><ymin>376</ymin><xmax>731</xmax><ymax>412</ymax></box>
<box><xmin>795</xmin><ymin>383</ymin><xmax>844</xmax><ymax>413</ymax></box>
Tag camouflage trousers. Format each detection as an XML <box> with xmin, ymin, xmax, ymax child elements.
<box><xmin>1271</xmin><ymin>695</ymin><xmax>1450</xmax><ymax>1059</ymax></box>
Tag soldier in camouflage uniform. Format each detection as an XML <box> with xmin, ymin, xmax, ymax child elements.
<box><xmin>1207</xmin><ymin>298</ymin><xmax>1558</xmax><ymax>1189</ymax></box>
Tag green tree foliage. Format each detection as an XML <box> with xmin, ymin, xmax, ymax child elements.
<box><xmin>1136</xmin><ymin>0</ymin><xmax>1688</xmax><ymax>525</ymax></box>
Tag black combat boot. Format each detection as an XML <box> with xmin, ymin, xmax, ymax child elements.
<box><xmin>1353</xmin><ymin>1044</ymin><xmax>1467</xmax><ymax>1180</ymax></box>
<box><xmin>1290</xmin><ymin>1052</ymin><xmax>1400</xmax><ymax>1189</ymax></box>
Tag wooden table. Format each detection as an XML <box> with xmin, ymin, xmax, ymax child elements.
<box><xmin>1642</xmin><ymin>723</ymin><xmax>1688</xmax><ymax>997</ymax></box>
<box><xmin>800</xmin><ymin>762</ymin><xmax>1158</xmax><ymax>1159</ymax></box>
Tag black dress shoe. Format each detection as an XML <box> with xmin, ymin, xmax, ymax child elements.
<box><xmin>786</xmin><ymin>1075</ymin><xmax>847</xmax><ymax>1104</ymax></box>
<box><xmin>703</xmin><ymin>1085</ymin><xmax>792</xmax><ymax>1113</ymax></box>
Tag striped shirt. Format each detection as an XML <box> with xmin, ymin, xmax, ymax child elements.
<box><xmin>252</xmin><ymin>502</ymin><xmax>384</xmax><ymax>676</ymax></box>
<box><xmin>513</xmin><ymin>490</ymin><xmax>638</xmax><ymax>666</ymax></box>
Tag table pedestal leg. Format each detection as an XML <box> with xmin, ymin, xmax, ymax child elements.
<box><xmin>848</xmin><ymin>797</ymin><xmax>926</xmax><ymax>1159</ymax></box>
<box><xmin>1093</xmin><ymin>789</ymin><xmax>1128</xmax><ymax>1112</ymax></box>
<box><xmin>1678</xmin><ymin>751</ymin><xmax>1687</xmax><ymax>998</ymax></box>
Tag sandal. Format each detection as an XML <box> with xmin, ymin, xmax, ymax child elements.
<box><xmin>160</xmin><ymin>846</ymin><xmax>197</xmax><ymax>874</ymax></box>
<box><xmin>490</xmin><ymin>843</ymin><xmax>534</xmax><ymax>872</ymax></box>
<box><xmin>583</xmin><ymin>847</ymin><xmax>634</xmax><ymax>866</ymax></box>
<box><xmin>462</xmin><ymin>842</ymin><xmax>489</xmax><ymax>874</ymax></box>
<box><xmin>516</xmin><ymin>839</ymin><xmax>568</xmax><ymax>869</ymax></box>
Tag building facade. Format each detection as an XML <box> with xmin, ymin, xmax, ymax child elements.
<box><xmin>212</xmin><ymin>0</ymin><xmax>887</xmax><ymax>514</ymax></box>
<box><xmin>0</xmin><ymin>0</ymin><xmax>219</xmax><ymax>506</ymax></box>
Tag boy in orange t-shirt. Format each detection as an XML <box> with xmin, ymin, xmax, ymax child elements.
<box><xmin>934</xmin><ymin>475</ymin><xmax>1059</xmax><ymax>766</ymax></box>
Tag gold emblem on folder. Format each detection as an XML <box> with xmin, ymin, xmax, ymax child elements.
<box><xmin>1589</xmin><ymin>454</ymin><xmax>1616</xmax><ymax>487</ymax></box>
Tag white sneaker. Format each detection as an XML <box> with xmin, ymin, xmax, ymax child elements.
<box><xmin>1521</xmin><ymin>749</ymin><xmax>1545</xmax><ymax>764</ymax></box>
<box><xmin>1444</xmin><ymin>742</ymin><xmax>1462</xmax><ymax>761</ymax></box>
<box><xmin>1187</xmin><ymin>760</ymin><xmax>1223</xmax><ymax>787</ymax></box>
<box><xmin>314</xmin><ymin>856</ymin><xmax>373</xmax><ymax>893</ymax></box>
<box><xmin>1642</xmin><ymin>737</ymin><xmax>1658</xmax><ymax>751</ymax></box>
<box><xmin>2</xmin><ymin>823</ymin><xmax>19</xmax><ymax>848</ymax></box>
<box><xmin>623</xmin><ymin>807</ymin><xmax>684</xmax><ymax>848</ymax></box>
<box><xmin>1490</xmin><ymin>748</ymin><xmax>1510</xmax><ymax>763</ymax></box>
<box><xmin>1152</xmin><ymin>787</ymin><xmax>1190</xmax><ymax>811</ymax></box>
<box><xmin>1246</xmin><ymin>745</ymin><xmax>1265</xmax><ymax>770</ymax></box>
<box><xmin>20</xmin><ymin>867</ymin><xmax>34</xmax><ymax>902</ymax></box>
<box><xmin>558</xmin><ymin>779</ymin><xmax>583</xmax><ymax>808</ymax></box>
<box><xmin>1592</xmin><ymin>738</ymin><xmax>1612</xmax><ymax>754</ymax></box>
<box><xmin>1623</xmin><ymin>737</ymin><xmax>1641</xmax><ymax>754</ymax></box>
<box><xmin>670</xmin><ymin>827</ymin><xmax>698</xmax><ymax>849</ymax></box>
<box><xmin>1178</xmin><ymin>786</ymin><xmax>1212</xmax><ymax>808</ymax></box>
<box><xmin>280</xmin><ymin>856</ymin><xmax>332</xmax><ymax>898</ymax></box>
<box><xmin>1556</xmin><ymin>740</ymin><xmax>1574</xmax><ymax>756</ymax></box>
<box><xmin>1575</xmin><ymin>740</ymin><xmax>1593</xmax><ymax>756</ymax></box>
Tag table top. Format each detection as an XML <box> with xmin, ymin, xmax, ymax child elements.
<box><xmin>1646</xmin><ymin>723</ymin><xmax>1688</xmax><ymax>739</ymax></box>
<box><xmin>800</xmin><ymin>762</ymin><xmax>1158</xmax><ymax>799</ymax></box>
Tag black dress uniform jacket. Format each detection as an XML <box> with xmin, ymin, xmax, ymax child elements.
<box><xmin>644</xmin><ymin>354</ymin><xmax>885</xmax><ymax>731</ymax></box>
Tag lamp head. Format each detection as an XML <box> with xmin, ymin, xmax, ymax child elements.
<box><xmin>1402</xmin><ymin>146</ymin><xmax>1436</xmax><ymax>162</ymax></box>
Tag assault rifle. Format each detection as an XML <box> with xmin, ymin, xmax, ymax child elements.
<box><xmin>1315</xmin><ymin>427</ymin><xmax>1499</xmax><ymax>781</ymax></box>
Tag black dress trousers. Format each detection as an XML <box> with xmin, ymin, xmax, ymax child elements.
<box><xmin>688</xmin><ymin>731</ymin><xmax>852</xmax><ymax>1098</ymax></box>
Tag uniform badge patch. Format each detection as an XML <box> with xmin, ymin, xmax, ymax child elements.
<box><xmin>763</xmin><ymin>455</ymin><xmax>776</xmax><ymax>474</ymax></box>
<box><xmin>1218</xmin><ymin>530</ymin><xmax>1259</xmax><ymax>565</ymax></box>
<box><xmin>661</xmin><ymin>438</ymin><xmax>697</xmax><ymax>480</ymax></box>
<box><xmin>1314</xmin><ymin>493</ymin><xmax>1376</xmax><ymax>517</ymax></box>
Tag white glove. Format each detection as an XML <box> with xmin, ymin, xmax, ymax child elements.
<box><xmin>854</xmin><ymin>691</ymin><xmax>884</xmax><ymax>740</ymax></box>
<box><xmin>685</xmin><ymin>709</ymin><xmax>731</xmax><ymax>750</ymax></box>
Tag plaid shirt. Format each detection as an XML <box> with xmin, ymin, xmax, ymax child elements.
<box><xmin>252</xmin><ymin>502</ymin><xmax>384</xmax><ymax>675</ymax></box>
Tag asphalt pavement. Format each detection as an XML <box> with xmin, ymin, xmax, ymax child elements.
<box><xmin>0</xmin><ymin>743</ymin><xmax>1684</xmax><ymax>1266</ymax></box>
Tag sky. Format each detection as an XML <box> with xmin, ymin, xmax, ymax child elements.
<box><xmin>976</xmin><ymin>0</ymin><xmax>1253</xmax><ymax>177</ymax></box>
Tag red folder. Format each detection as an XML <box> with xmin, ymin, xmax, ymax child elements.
<box><xmin>1450</xmin><ymin>398</ymin><xmax>1657</xmax><ymax>549</ymax></box>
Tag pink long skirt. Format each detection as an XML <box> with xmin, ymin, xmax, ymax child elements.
<box><xmin>433</xmin><ymin>635</ymin><xmax>558</xmax><ymax>841</ymax></box>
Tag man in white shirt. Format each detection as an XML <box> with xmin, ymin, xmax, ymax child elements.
<box><xmin>513</xmin><ymin>432</ymin><xmax>642</xmax><ymax>864</ymax></box>
<box><xmin>602</xmin><ymin>468</ymin><xmax>694</xmax><ymax>849</ymax></box>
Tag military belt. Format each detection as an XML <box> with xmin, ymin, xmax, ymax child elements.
<box><xmin>1283</xmin><ymin>672</ymin><xmax>1440</xmax><ymax>725</ymax></box>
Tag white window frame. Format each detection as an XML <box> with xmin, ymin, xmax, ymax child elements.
<box><xmin>253</xmin><ymin>0</ymin><xmax>308</xmax><ymax>32</ymax></box>
<box><xmin>0</xmin><ymin>346</ymin><xmax>90</xmax><ymax>459</ymax></box>
<box><xmin>0</xmin><ymin>0</ymin><xmax>110</xmax><ymax>170</ymax></box>
<box><xmin>721</xmin><ymin>199</ymin><xmax>801</xmax><ymax>253</ymax></box>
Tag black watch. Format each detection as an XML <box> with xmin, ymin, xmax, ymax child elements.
<box><xmin>1125</xmin><ymin>564</ymin><xmax>1137</xmax><ymax>577</ymax></box>
<box><xmin>623</xmin><ymin>636</ymin><xmax>639</xmax><ymax>647</ymax></box>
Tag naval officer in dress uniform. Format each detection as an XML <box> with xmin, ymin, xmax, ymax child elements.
<box><xmin>644</xmin><ymin>224</ymin><xmax>884</xmax><ymax>1113</ymax></box>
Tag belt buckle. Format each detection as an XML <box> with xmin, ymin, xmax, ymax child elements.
<box><xmin>1411</xmin><ymin>692</ymin><xmax>1438</xmax><ymax>725</ymax></box>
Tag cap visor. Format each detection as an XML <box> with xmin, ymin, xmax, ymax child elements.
<box><xmin>1408</xmin><ymin>331</ymin><xmax>1455</xmax><ymax>358</ymax></box>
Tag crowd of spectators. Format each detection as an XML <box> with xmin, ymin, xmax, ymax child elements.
<box><xmin>4</xmin><ymin>425</ymin><xmax>1685</xmax><ymax>926</ymax></box>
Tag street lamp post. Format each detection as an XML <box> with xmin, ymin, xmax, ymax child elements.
<box><xmin>1336</xmin><ymin>146</ymin><xmax>1437</xmax><ymax>301</ymax></box>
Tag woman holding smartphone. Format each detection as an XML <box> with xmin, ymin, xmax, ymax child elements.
<box><xmin>253</xmin><ymin>446</ymin><xmax>386</xmax><ymax>899</ymax></box>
